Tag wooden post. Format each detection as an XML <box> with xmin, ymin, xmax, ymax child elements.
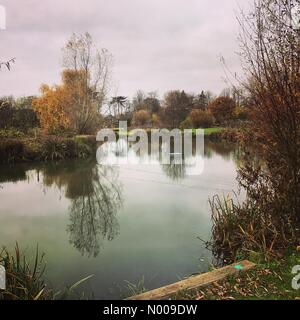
<box><xmin>127</xmin><ymin>260</ymin><xmax>255</xmax><ymax>300</ymax></box>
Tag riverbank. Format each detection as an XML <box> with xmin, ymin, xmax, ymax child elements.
<box><xmin>115</xmin><ymin>127</ymin><xmax>240</xmax><ymax>141</ymax></box>
<box><xmin>176</xmin><ymin>249</ymin><xmax>300</xmax><ymax>300</ymax></box>
<box><xmin>0</xmin><ymin>127</ymin><xmax>240</xmax><ymax>164</ymax></box>
<box><xmin>114</xmin><ymin>127</ymin><xmax>226</xmax><ymax>136</ymax></box>
<box><xmin>0</xmin><ymin>134</ymin><xmax>96</xmax><ymax>164</ymax></box>
<box><xmin>2</xmin><ymin>245</ymin><xmax>298</xmax><ymax>300</ymax></box>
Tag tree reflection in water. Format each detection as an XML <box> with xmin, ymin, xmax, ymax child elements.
<box><xmin>160</xmin><ymin>141</ymin><xmax>240</xmax><ymax>182</ymax></box>
<box><xmin>42</xmin><ymin>159</ymin><xmax>123</xmax><ymax>257</ymax></box>
<box><xmin>161</xmin><ymin>160</ymin><xmax>186</xmax><ymax>182</ymax></box>
<box><xmin>67</xmin><ymin>164</ymin><xmax>123</xmax><ymax>257</ymax></box>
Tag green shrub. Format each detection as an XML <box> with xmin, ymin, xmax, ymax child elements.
<box><xmin>41</xmin><ymin>136</ymin><xmax>77</xmax><ymax>161</ymax></box>
<box><xmin>75</xmin><ymin>135</ymin><xmax>96</xmax><ymax>158</ymax></box>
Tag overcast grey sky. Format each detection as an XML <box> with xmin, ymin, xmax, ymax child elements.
<box><xmin>0</xmin><ymin>0</ymin><xmax>250</xmax><ymax>98</ymax></box>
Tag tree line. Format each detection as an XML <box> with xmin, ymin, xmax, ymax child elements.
<box><xmin>1</xmin><ymin>32</ymin><xmax>250</xmax><ymax>135</ymax></box>
<box><xmin>107</xmin><ymin>88</ymin><xmax>249</xmax><ymax>130</ymax></box>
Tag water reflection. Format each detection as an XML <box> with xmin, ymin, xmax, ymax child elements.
<box><xmin>0</xmin><ymin>140</ymin><xmax>242</xmax><ymax>299</ymax></box>
<box><xmin>0</xmin><ymin>164</ymin><xmax>27</xmax><ymax>184</ymax></box>
<box><xmin>41</xmin><ymin>160</ymin><xmax>123</xmax><ymax>257</ymax></box>
<box><xmin>67</xmin><ymin>165</ymin><xmax>123</xmax><ymax>257</ymax></box>
<box><xmin>0</xmin><ymin>140</ymin><xmax>239</xmax><ymax>258</ymax></box>
<box><xmin>161</xmin><ymin>141</ymin><xmax>239</xmax><ymax>182</ymax></box>
<box><xmin>204</xmin><ymin>141</ymin><xmax>237</xmax><ymax>160</ymax></box>
<box><xmin>161</xmin><ymin>161</ymin><xmax>186</xmax><ymax>182</ymax></box>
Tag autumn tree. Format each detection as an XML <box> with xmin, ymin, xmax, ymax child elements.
<box><xmin>34</xmin><ymin>33</ymin><xmax>111</xmax><ymax>134</ymax></box>
<box><xmin>33</xmin><ymin>69</ymin><xmax>103</xmax><ymax>134</ymax></box>
<box><xmin>33</xmin><ymin>84</ymin><xmax>70</xmax><ymax>133</ymax></box>
<box><xmin>208</xmin><ymin>96</ymin><xmax>236</xmax><ymax>124</ymax></box>
<box><xmin>62</xmin><ymin>32</ymin><xmax>113</xmax><ymax>133</ymax></box>
<box><xmin>62</xmin><ymin>69</ymin><xmax>104</xmax><ymax>132</ymax></box>
<box><xmin>188</xmin><ymin>109</ymin><xmax>215</xmax><ymax>128</ymax></box>
<box><xmin>162</xmin><ymin>90</ymin><xmax>193</xmax><ymax>128</ymax></box>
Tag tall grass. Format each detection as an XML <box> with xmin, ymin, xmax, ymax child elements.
<box><xmin>119</xmin><ymin>277</ymin><xmax>147</xmax><ymax>299</ymax></box>
<box><xmin>0</xmin><ymin>244</ymin><xmax>94</xmax><ymax>300</ymax></box>
<box><xmin>0</xmin><ymin>244</ymin><xmax>50</xmax><ymax>300</ymax></box>
<box><xmin>206</xmin><ymin>195</ymin><xmax>298</xmax><ymax>264</ymax></box>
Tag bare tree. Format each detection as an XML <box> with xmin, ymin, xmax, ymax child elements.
<box><xmin>62</xmin><ymin>33</ymin><xmax>113</xmax><ymax>133</ymax></box>
<box><xmin>237</xmin><ymin>0</ymin><xmax>300</xmax><ymax>225</ymax></box>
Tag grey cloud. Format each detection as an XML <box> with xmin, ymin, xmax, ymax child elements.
<box><xmin>0</xmin><ymin>0</ymin><xmax>250</xmax><ymax>98</ymax></box>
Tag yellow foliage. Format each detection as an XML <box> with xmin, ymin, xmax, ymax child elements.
<box><xmin>33</xmin><ymin>84</ymin><xmax>70</xmax><ymax>133</ymax></box>
<box><xmin>33</xmin><ymin>69</ymin><xmax>88</xmax><ymax>134</ymax></box>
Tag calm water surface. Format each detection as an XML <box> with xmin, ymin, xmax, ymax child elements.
<box><xmin>0</xmin><ymin>141</ymin><xmax>240</xmax><ymax>299</ymax></box>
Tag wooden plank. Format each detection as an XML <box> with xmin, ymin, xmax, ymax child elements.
<box><xmin>127</xmin><ymin>260</ymin><xmax>255</xmax><ymax>300</ymax></box>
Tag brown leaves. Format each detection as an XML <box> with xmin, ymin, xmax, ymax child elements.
<box><xmin>184</xmin><ymin>267</ymin><xmax>283</xmax><ymax>300</ymax></box>
<box><xmin>208</xmin><ymin>96</ymin><xmax>236</xmax><ymax>124</ymax></box>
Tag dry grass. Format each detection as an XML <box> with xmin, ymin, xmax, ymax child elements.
<box><xmin>175</xmin><ymin>250</ymin><xmax>300</xmax><ymax>300</ymax></box>
<box><xmin>204</xmin><ymin>195</ymin><xmax>299</xmax><ymax>264</ymax></box>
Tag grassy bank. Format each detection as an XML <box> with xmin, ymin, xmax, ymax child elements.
<box><xmin>176</xmin><ymin>249</ymin><xmax>300</xmax><ymax>300</ymax></box>
<box><xmin>0</xmin><ymin>127</ymin><xmax>239</xmax><ymax>164</ymax></box>
<box><xmin>114</xmin><ymin>127</ymin><xmax>225</xmax><ymax>133</ymax></box>
<box><xmin>0</xmin><ymin>135</ymin><xmax>96</xmax><ymax>164</ymax></box>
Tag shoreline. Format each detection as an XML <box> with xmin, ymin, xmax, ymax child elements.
<box><xmin>0</xmin><ymin>127</ymin><xmax>240</xmax><ymax>165</ymax></box>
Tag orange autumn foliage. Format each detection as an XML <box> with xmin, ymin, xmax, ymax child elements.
<box><xmin>33</xmin><ymin>84</ymin><xmax>70</xmax><ymax>133</ymax></box>
<box><xmin>33</xmin><ymin>69</ymin><xmax>88</xmax><ymax>134</ymax></box>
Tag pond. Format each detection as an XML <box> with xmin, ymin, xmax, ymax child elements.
<box><xmin>0</xmin><ymin>140</ymin><xmax>240</xmax><ymax>299</ymax></box>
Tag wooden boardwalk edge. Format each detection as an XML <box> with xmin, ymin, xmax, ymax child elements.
<box><xmin>127</xmin><ymin>260</ymin><xmax>256</xmax><ymax>300</ymax></box>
